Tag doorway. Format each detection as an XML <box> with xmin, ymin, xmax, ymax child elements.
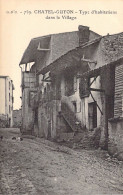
<box><xmin>88</xmin><ymin>102</ymin><xmax>97</xmax><ymax>130</ymax></box>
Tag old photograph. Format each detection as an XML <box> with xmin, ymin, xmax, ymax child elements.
<box><xmin>0</xmin><ymin>0</ymin><xmax>123</xmax><ymax>194</ymax></box>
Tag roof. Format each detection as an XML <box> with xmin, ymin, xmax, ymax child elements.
<box><xmin>19</xmin><ymin>26</ymin><xmax>101</xmax><ymax>65</ymax></box>
<box><xmin>37</xmin><ymin>36</ymin><xmax>102</xmax><ymax>75</ymax></box>
<box><xmin>37</xmin><ymin>31</ymin><xmax>123</xmax><ymax>75</ymax></box>
<box><xmin>78</xmin><ymin>56</ymin><xmax>123</xmax><ymax>78</ymax></box>
<box><xmin>19</xmin><ymin>36</ymin><xmax>51</xmax><ymax>65</ymax></box>
<box><xmin>19</xmin><ymin>31</ymin><xmax>80</xmax><ymax>65</ymax></box>
<box><xmin>78</xmin><ymin>37</ymin><xmax>101</xmax><ymax>49</ymax></box>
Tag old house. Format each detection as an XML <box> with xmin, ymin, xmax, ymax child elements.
<box><xmin>19</xmin><ymin>25</ymin><xmax>123</xmax><ymax>152</ymax></box>
<box><xmin>19</xmin><ymin>25</ymin><xmax>100</xmax><ymax>135</ymax></box>
<box><xmin>0</xmin><ymin>76</ymin><xmax>14</xmax><ymax>127</ymax></box>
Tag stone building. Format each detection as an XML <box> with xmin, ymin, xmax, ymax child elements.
<box><xmin>19</xmin><ymin>25</ymin><xmax>123</xmax><ymax>152</ymax></box>
<box><xmin>0</xmin><ymin>76</ymin><xmax>14</xmax><ymax>127</ymax></box>
<box><xmin>19</xmin><ymin>25</ymin><xmax>100</xmax><ymax>135</ymax></box>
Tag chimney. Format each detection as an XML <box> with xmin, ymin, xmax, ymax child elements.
<box><xmin>78</xmin><ymin>25</ymin><xmax>90</xmax><ymax>46</ymax></box>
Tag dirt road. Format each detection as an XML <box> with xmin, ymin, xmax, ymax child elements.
<box><xmin>0</xmin><ymin>128</ymin><xmax>123</xmax><ymax>195</ymax></box>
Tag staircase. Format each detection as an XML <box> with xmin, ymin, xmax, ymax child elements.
<box><xmin>61</xmin><ymin>98</ymin><xmax>83</xmax><ymax>133</ymax></box>
<box><xmin>59</xmin><ymin>96</ymin><xmax>101</xmax><ymax>149</ymax></box>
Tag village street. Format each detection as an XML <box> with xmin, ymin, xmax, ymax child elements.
<box><xmin>0</xmin><ymin>128</ymin><xmax>123</xmax><ymax>195</ymax></box>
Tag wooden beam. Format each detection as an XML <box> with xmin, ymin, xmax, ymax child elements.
<box><xmin>81</xmin><ymin>58</ymin><xmax>97</xmax><ymax>64</ymax></box>
<box><xmin>90</xmin><ymin>91</ymin><xmax>103</xmax><ymax>115</ymax></box>
<box><xmin>89</xmin><ymin>76</ymin><xmax>98</xmax><ymax>87</ymax></box>
<box><xmin>89</xmin><ymin>88</ymin><xmax>105</xmax><ymax>92</ymax></box>
<box><xmin>37</xmin><ymin>48</ymin><xmax>50</xmax><ymax>51</ymax></box>
<box><xmin>42</xmin><ymin>79</ymin><xmax>52</xmax><ymax>82</ymax></box>
<box><xmin>77</xmin><ymin>69</ymin><xmax>100</xmax><ymax>78</ymax></box>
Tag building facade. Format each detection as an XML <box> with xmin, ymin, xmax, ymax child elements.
<box><xmin>20</xmin><ymin>25</ymin><xmax>100</xmax><ymax>135</ymax></box>
<box><xmin>0</xmin><ymin>76</ymin><xmax>14</xmax><ymax>127</ymax></box>
<box><xmin>19</xmin><ymin>25</ymin><xmax>123</xmax><ymax>153</ymax></box>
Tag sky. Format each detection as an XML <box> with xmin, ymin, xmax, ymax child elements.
<box><xmin>0</xmin><ymin>0</ymin><xmax>123</xmax><ymax>109</ymax></box>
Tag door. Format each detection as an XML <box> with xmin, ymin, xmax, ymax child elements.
<box><xmin>88</xmin><ymin>102</ymin><xmax>97</xmax><ymax>130</ymax></box>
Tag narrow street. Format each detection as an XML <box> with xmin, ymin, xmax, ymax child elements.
<box><xmin>0</xmin><ymin>128</ymin><xmax>123</xmax><ymax>195</ymax></box>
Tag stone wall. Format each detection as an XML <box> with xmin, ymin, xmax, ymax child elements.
<box><xmin>108</xmin><ymin>118</ymin><xmax>123</xmax><ymax>161</ymax></box>
<box><xmin>21</xmin><ymin>88</ymin><xmax>34</xmax><ymax>134</ymax></box>
<box><xmin>37</xmin><ymin>100</ymin><xmax>60</xmax><ymax>140</ymax></box>
<box><xmin>21</xmin><ymin>71</ymin><xmax>36</xmax><ymax>134</ymax></box>
<box><xmin>0</xmin><ymin>114</ymin><xmax>8</xmax><ymax>128</ymax></box>
<box><xmin>38</xmin><ymin>105</ymin><xmax>49</xmax><ymax>139</ymax></box>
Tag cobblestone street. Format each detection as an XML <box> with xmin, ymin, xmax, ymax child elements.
<box><xmin>0</xmin><ymin>128</ymin><xmax>123</xmax><ymax>195</ymax></box>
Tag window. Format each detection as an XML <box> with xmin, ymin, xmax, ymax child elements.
<box><xmin>72</xmin><ymin>101</ymin><xmax>77</xmax><ymax>113</ymax></box>
<box><xmin>12</xmin><ymin>97</ymin><xmax>14</xmax><ymax>103</ymax></box>
<box><xmin>72</xmin><ymin>101</ymin><xmax>81</xmax><ymax>113</ymax></box>
<box><xmin>9</xmin><ymin>93</ymin><xmax>10</xmax><ymax>101</ymax></box>
<box><xmin>9</xmin><ymin>82</ymin><xmax>10</xmax><ymax>90</ymax></box>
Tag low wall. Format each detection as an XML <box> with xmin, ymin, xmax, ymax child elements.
<box><xmin>108</xmin><ymin>117</ymin><xmax>123</xmax><ymax>161</ymax></box>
